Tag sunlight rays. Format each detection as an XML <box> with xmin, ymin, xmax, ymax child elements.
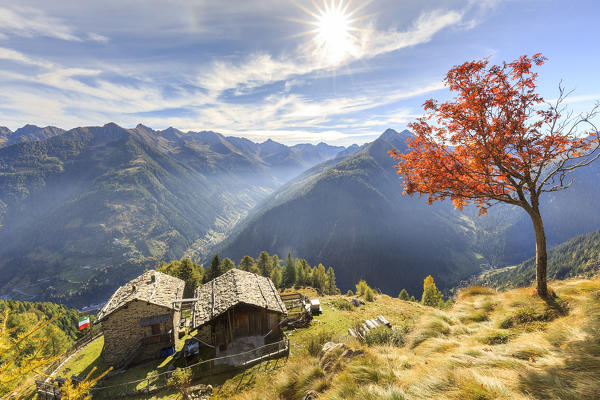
<box><xmin>291</xmin><ymin>0</ymin><xmax>370</xmax><ymax>67</ymax></box>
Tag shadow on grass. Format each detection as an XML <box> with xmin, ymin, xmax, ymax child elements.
<box><xmin>519</xmin><ymin>292</ymin><xmax>600</xmax><ymax>399</ymax></box>
<box><xmin>77</xmin><ymin>353</ymin><xmax>108</xmax><ymax>380</ymax></box>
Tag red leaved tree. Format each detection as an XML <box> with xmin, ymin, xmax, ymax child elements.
<box><xmin>390</xmin><ymin>54</ymin><xmax>600</xmax><ymax>297</ymax></box>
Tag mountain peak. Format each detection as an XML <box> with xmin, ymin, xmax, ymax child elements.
<box><xmin>135</xmin><ymin>123</ymin><xmax>153</xmax><ymax>131</ymax></box>
<box><xmin>14</xmin><ymin>124</ymin><xmax>42</xmax><ymax>135</ymax></box>
<box><xmin>103</xmin><ymin>122</ymin><xmax>123</xmax><ymax>129</ymax></box>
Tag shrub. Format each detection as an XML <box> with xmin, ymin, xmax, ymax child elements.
<box><xmin>499</xmin><ymin>301</ymin><xmax>568</xmax><ymax>329</ymax></box>
<box><xmin>398</xmin><ymin>289</ymin><xmax>410</xmax><ymax>301</ymax></box>
<box><xmin>364</xmin><ymin>325</ymin><xmax>405</xmax><ymax>347</ymax></box>
<box><xmin>346</xmin><ymin>290</ymin><xmax>354</xmax><ymax>296</ymax></box>
<box><xmin>307</xmin><ymin>330</ymin><xmax>334</xmax><ymax>357</ymax></box>
<box><xmin>330</xmin><ymin>298</ymin><xmax>353</xmax><ymax>310</ymax></box>
<box><xmin>167</xmin><ymin>368</ymin><xmax>192</xmax><ymax>396</ymax></box>
<box><xmin>480</xmin><ymin>330</ymin><xmax>514</xmax><ymax>345</ymax></box>
<box><xmin>364</xmin><ymin>287</ymin><xmax>375</xmax><ymax>302</ymax></box>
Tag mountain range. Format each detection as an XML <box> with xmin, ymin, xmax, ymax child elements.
<box><xmin>0</xmin><ymin>123</ymin><xmax>347</xmax><ymax>306</ymax></box>
<box><xmin>213</xmin><ymin>129</ymin><xmax>600</xmax><ymax>295</ymax></box>
<box><xmin>1</xmin><ymin>124</ymin><xmax>599</xmax><ymax>306</ymax></box>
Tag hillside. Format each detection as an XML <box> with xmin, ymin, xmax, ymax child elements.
<box><xmin>472</xmin><ymin>229</ymin><xmax>600</xmax><ymax>290</ymax></box>
<box><xmin>0</xmin><ymin>123</ymin><xmax>346</xmax><ymax>306</ymax></box>
<box><xmin>215</xmin><ymin>129</ymin><xmax>488</xmax><ymax>296</ymax></box>
<box><xmin>0</xmin><ymin>299</ymin><xmax>86</xmax><ymax>397</ymax></box>
<box><xmin>219</xmin><ymin>277</ymin><xmax>600</xmax><ymax>400</ymax></box>
<box><xmin>53</xmin><ymin>276</ymin><xmax>600</xmax><ymax>399</ymax></box>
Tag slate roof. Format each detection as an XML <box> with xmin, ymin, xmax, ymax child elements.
<box><xmin>191</xmin><ymin>269</ymin><xmax>287</xmax><ymax>329</ymax></box>
<box><xmin>97</xmin><ymin>270</ymin><xmax>185</xmax><ymax>321</ymax></box>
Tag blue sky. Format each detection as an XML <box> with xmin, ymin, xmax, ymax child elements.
<box><xmin>0</xmin><ymin>0</ymin><xmax>598</xmax><ymax>145</ymax></box>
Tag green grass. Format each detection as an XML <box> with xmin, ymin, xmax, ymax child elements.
<box><xmin>57</xmin><ymin>336</ymin><xmax>106</xmax><ymax>379</ymax></box>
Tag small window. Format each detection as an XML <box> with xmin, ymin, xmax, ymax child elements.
<box><xmin>151</xmin><ymin>323</ymin><xmax>161</xmax><ymax>335</ymax></box>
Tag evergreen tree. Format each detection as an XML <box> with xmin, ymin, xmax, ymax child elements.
<box><xmin>295</xmin><ymin>259</ymin><xmax>305</xmax><ymax>287</ymax></box>
<box><xmin>271</xmin><ymin>254</ymin><xmax>281</xmax><ymax>274</ymax></box>
<box><xmin>398</xmin><ymin>289</ymin><xmax>410</xmax><ymax>301</ymax></box>
<box><xmin>179</xmin><ymin>258</ymin><xmax>201</xmax><ymax>298</ymax></box>
<box><xmin>298</xmin><ymin>259</ymin><xmax>312</xmax><ymax>286</ymax></box>
<box><xmin>257</xmin><ymin>251</ymin><xmax>272</xmax><ymax>277</ymax></box>
<box><xmin>282</xmin><ymin>252</ymin><xmax>296</xmax><ymax>288</ymax></box>
<box><xmin>326</xmin><ymin>267</ymin><xmax>337</xmax><ymax>294</ymax></box>
<box><xmin>312</xmin><ymin>264</ymin><xmax>327</xmax><ymax>291</ymax></box>
<box><xmin>203</xmin><ymin>254</ymin><xmax>221</xmax><ymax>283</ymax></box>
<box><xmin>270</xmin><ymin>267</ymin><xmax>282</xmax><ymax>288</ymax></box>
<box><xmin>238</xmin><ymin>255</ymin><xmax>255</xmax><ymax>272</ymax></box>
<box><xmin>421</xmin><ymin>275</ymin><xmax>444</xmax><ymax>307</ymax></box>
<box><xmin>157</xmin><ymin>258</ymin><xmax>203</xmax><ymax>297</ymax></box>
<box><xmin>221</xmin><ymin>258</ymin><xmax>235</xmax><ymax>274</ymax></box>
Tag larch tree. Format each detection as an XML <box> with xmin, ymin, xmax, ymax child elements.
<box><xmin>391</xmin><ymin>54</ymin><xmax>600</xmax><ymax>297</ymax></box>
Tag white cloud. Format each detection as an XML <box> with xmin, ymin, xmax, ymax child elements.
<box><xmin>0</xmin><ymin>47</ymin><xmax>51</xmax><ymax>67</ymax></box>
<box><xmin>197</xmin><ymin>9</ymin><xmax>464</xmax><ymax>94</ymax></box>
<box><xmin>0</xmin><ymin>6</ymin><xmax>106</xmax><ymax>42</ymax></box>
<box><xmin>87</xmin><ymin>32</ymin><xmax>109</xmax><ymax>43</ymax></box>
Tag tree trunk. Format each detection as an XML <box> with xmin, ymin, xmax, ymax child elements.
<box><xmin>529</xmin><ymin>209</ymin><xmax>549</xmax><ymax>297</ymax></box>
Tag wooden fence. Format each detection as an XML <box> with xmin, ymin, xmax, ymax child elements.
<box><xmin>90</xmin><ymin>335</ymin><xmax>289</xmax><ymax>399</ymax></box>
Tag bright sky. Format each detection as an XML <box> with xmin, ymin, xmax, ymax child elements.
<box><xmin>0</xmin><ymin>0</ymin><xmax>598</xmax><ymax>145</ymax></box>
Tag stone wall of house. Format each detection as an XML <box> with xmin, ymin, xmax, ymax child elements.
<box><xmin>101</xmin><ymin>300</ymin><xmax>175</xmax><ymax>366</ymax></box>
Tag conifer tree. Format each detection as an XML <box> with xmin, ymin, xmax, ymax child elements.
<box><xmin>221</xmin><ymin>257</ymin><xmax>235</xmax><ymax>275</ymax></box>
<box><xmin>326</xmin><ymin>267</ymin><xmax>337</xmax><ymax>294</ymax></box>
<box><xmin>203</xmin><ymin>254</ymin><xmax>221</xmax><ymax>283</ymax></box>
<box><xmin>282</xmin><ymin>252</ymin><xmax>296</xmax><ymax>288</ymax></box>
<box><xmin>238</xmin><ymin>255</ymin><xmax>255</xmax><ymax>272</ymax></box>
<box><xmin>398</xmin><ymin>289</ymin><xmax>410</xmax><ymax>301</ymax></box>
<box><xmin>312</xmin><ymin>264</ymin><xmax>327</xmax><ymax>291</ymax></box>
<box><xmin>270</xmin><ymin>267</ymin><xmax>282</xmax><ymax>288</ymax></box>
<box><xmin>257</xmin><ymin>251</ymin><xmax>272</xmax><ymax>277</ymax></box>
<box><xmin>271</xmin><ymin>254</ymin><xmax>281</xmax><ymax>274</ymax></box>
<box><xmin>179</xmin><ymin>258</ymin><xmax>201</xmax><ymax>297</ymax></box>
<box><xmin>421</xmin><ymin>275</ymin><xmax>444</xmax><ymax>307</ymax></box>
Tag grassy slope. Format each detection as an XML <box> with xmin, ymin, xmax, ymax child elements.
<box><xmin>56</xmin><ymin>278</ymin><xmax>600</xmax><ymax>399</ymax></box>
<box><xmin>218</xmin><ymin>278</ymin><xmax>600</xmax><ymax>400</ymax></box>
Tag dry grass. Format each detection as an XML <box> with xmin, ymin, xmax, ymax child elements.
<box><xmin>84</xmin><ymin>276</ymin><xmax>600</xmax><ymax>400</ymax></box>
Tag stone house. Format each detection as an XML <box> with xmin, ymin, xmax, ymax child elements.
<box><xmin>190</xmin><ymin>269</ymin><xmax>287</xmax><ymax>356</ymax></box>
<box><xmin>96</xmin><ymin>270</ymin><xmax>185</xmax><ymax>367</ymax></box>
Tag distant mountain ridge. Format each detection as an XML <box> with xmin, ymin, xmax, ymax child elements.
<box><xmin>0</xmin><ymin>122</ymin><xmax>350</xmax><ymax>306</ymax></box>
<box><xmin>0</xmin><ymin>125</ymin><xmax>65</xmax><ymax>148</ymax></box>
<box><xmin>213</xmin><ymin>128</ymin><xmax>600</xmax><ymax>295</ymax></box>
<box><xmin>213</xmin><ymin>129</ymin><xmax>488</xmax><ymax>295</ymax></box>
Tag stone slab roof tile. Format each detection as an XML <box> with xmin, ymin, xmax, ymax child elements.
<box><xmin>192</xmin><ymin>269</ymin><xmax>287</xmax><ymax>329</ymax></box>
<box><xmin>97</xmin><ymin>270</ymin><xmax>185</xmax><ymax>321</ymax></box>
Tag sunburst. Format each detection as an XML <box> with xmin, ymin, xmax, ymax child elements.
<box><xmin>291</xmin><ymin>0</ymin><xmax>370</xmax><ymax>67</ymax></box>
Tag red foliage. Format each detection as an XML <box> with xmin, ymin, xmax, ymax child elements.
<box><xmin>390</xmin><ymin>54</ymin><xmax>598</xmax><ymax>215</ymax></box>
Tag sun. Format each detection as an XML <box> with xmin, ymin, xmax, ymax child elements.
<box><xmin>315</xmin><ymin>4</ymin><xmax>354</xmax><ymax>65</ymax></box>
<box><xmin>292</xmin><ymin>0</ymin><xmax>364</xmax><ymax>67</ymax></box>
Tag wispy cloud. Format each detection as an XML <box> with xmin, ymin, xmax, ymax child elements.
<box><xmin>0</xmin><ymin>47</ymin><xmax>51</xmax><ymax>67</ymax></box>
<box><xmin>198</xmin><ymin>9</ymin><xmax>464</xmax><ymax>95</ymax></box>
<box><xmin>0</xmin><ymin>6</ymin><xmax>107</xmax><ymax>42</ymax></box>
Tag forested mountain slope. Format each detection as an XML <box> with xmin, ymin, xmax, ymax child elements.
<box><xmin>215</xmin><ymin>129</ymin><xmax>488</xmax><ymax>295</ymax></box>
<box><xmin>0</xmin><ymin>123</ymin><xmax>346</xmax><ymax>306</ymax></box>
<box><xmin>472</xmin><ymin>228</ymin><xmax>600</xmax><ymax>289</ymax></box>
